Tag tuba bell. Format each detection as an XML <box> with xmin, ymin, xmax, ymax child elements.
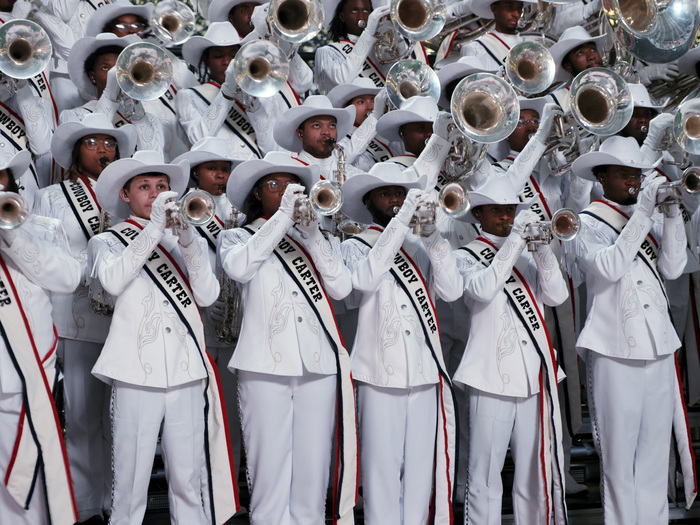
<box><xmin>232</xmin><ymin>39</ymin><xmax>290</xmax><ymax>98</ymax></box>
<box><xmin>115</xmin><ymin>42</ymin><xmax>173</xmax><ymax>101</ymax></box>
<box><xmin>0</xmin><ymin>191</ymin><xmax>28</xmax><ymax>230</ymax></box>
<box><xmin>0</xmin><ymin>19</ymin><xmax>52</xmax><ymax>79</ymax></box>
<box><xmin>150</xmin><ymin>0</ymin><xmax>196</xmax><ymax>45</ymax></box>
<box><xmin>450</xmin><ymin>72</ymin><xmax>520</xmax><ymax>143</ymax></box>
<box><xmin>386</xmin><ymin>59</ymin><xmax>441</xmax><ymax>109</ymax></box>
<box><xmin>523</xmin><ymin>208</ymin><xmax>580</xmax><ymax>252</ymax></box>
<box><xmin>505</xmin><ymin>40</ymin><xmax>556</xmax><ymax>95</ymax></box>
<box><xmin>268</xmin><ymin>0</ymin><xmax>325</xmax><ymax>43</ymax></box>
<box><xmin>569</xmin><ymin>67</ymin><xmax>633</xmax><ymax>136</ymax></box>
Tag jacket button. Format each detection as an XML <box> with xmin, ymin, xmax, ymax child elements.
<box><xmin>292</xmin><ymin>291</ymin><xmax>298</xmax><ymax>297</ymax></box>
<box><xmin>644</xmin><ymin>304</ymin><xmax>649</xmax><ymax>309</ymax></box>
<box><xmin>405</xmin><ymin>330</ymin><xmax>411</xmax><ymax>336</ymax></box>
<box><xmin>522</xmin><ymin>340</ymin><xmax>528</xmax><ymax>346</ymax></box>
<box><xmin>297</xmin><ymin>316</ymin><xmax>302</xmax><ymax>322</ymax></box>
<box><xmin>165</xmin><ymin>327</ymin><xmax>171</xmax><ymax>333</ymax></box>
<box><xmin>163</xmin><ymin>300</ymin><xmax>169</xmax><ymax>306</ymax></box>
<box><xmin>401</xmin><ymin>304</ymin><xmax>407</xmax><ymax>310</ymax></box>
<box><xmin>637</xmin><ymin>280</ymin><xmax>643</xmax><ymax>286</ymax></box>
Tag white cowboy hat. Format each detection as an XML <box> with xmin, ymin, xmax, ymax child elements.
<box><xmin>95</xmin><ymin>150</ymin><xmax>190</xmax><ymax>218</ymax></box>
<box><xmin>340</xmin><ymin>162</ymin><xmax>426</xmax><ymax>224</ymax></box>
<box><xmin>0</xmin><ymin>149</ymin><xmax>31</xmax><ymax>175</ymax></box>
<box><xmin>548</xmin><ymin>26</ymin><xmax>606</xmax><ymax>83</ymax></box>
<box><xmin>469</xmin><ymin>0</ymin><xmax>537</xmax><ymax>20</ymax></box>
<box><xmin>181</xmin><ymin>22</ymin><xmax>243</xmax><ymax>66</ymax></box>
<box><xmin>172</xmin><ymin>137</ymin><xmax>245</xmax><ymax>171</ymax></box>
<box><xmin>327</xmin><ymin>77</ymin><xmax>382</xmax><ymax>108</ymax></box>
<box><xmin>518</xmin><ymin>95</ymin><xmax>546</xmax><ymax>117</ymax></box>
<box><xmin>679</xmin><ymin>45</ymin><xmax>700</xmax><ymax>77</ymax></box>
<box><xmin>209</xmin><ymin>0</ymin><xmax>257</xmax><ymax>22</ymax></box>
<box><xmin>376</xmin><ymin>96</ymin><xmax>438</xmax><ymax>142</ymax></box>
<box><xmin>50</xmin><ymin>113</ymin><xmax>137</xmax><ymax>170</ymax></box>
<box><xmin>461</xmin><ymin>174</ymin><xmax>536</xmax><ymax>223</ymax></box>
<box><xmin>85</xmin><ymin>0</ymin><xmax>154</xmax><ymax>37</ymax></box>
<box><xmin>437</xmin><ymin>56</ymin><xmax>498</xmax><ymax>109</ymax></box>
<box><xmin>628</xmin><ymin>83</ymin><xmax>664</xmax><ymax>111</ymax></box>
<box><xmin>571</xmin><ymin>135</ymin><xmax>661</xmax><ymax>182</ymax></box>
<box><xmin>68</xmin><ymin>33</ymin><xmax>141</xmax><ymax>100</ymax></box>
<box><xmin>226</xmin><ymin>151</ymin><xmax>320</xmax><ymax>210</ymax></box>
<box><xmin>273</xmin><ymin>95</ymin><xmax>356</xmax><ymax>152</ymax></box>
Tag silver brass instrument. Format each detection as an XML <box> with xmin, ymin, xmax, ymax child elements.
<box><xmin>569</xmin><ymin>67</ymin><xmax>633</xmax><ymax>136</ymax></box>
<box><xmin>655</xmin><ymin>167</ymin><xmax>700</xmax><ymax>213</ymax></box>
<box><xmin>150</xmin><ymin>0</ymin><xmax>196</xmax><ymax>45</ymax></box>
<box><xmin>268</xmin><ymin>0</ymin><xmax>324</xmax><ymax>43</ymax></box>
<box><xmin>232</xmin><ymin>39</ymin><xmax>290</xmax><ymax>98</ymax></box>
<box><xmin>392</xmin><ymin>182</ymin><xmax>470</xmax><ymax>234</ymax></box>
<box><xmin>450</xmin><ymin>73</ymin><xmax>520</xmax><ymax>143</ymax></box>
<box><xmin>673</xmin><ymin>97</ymin><xmax>700</xmax><ymax>155</ymax></box>
<box><xmin>215</xmin><ymin>206</ymin><xmax>243</xmax><ymax>343</ymax></box>
<box><xmin>386</xmin><ymin>59</ymin><xmax>440</xmax><ymax>109</ymax></box>
<box><xmin>0</xmin><ymin>19</ymin><xmax>52</xmax><ymax>79</ymax></box>
<box><xmin>603</xmin><ymin>0</ymin><xmax>700</xmax><ymax>64</ymax></box>
<box><xmin>505</xmin><ymin>40</ymin><xmax>555</xmax><ymax>95</ymax></box>
<box><xmin>0</xmin><ymin>191</ymin><xmax>27</xmax><ymax>230</ymax></box>
<box><xmin>165</xmin><ymin>189</ymin><xmax>216</xmax><ymax>232</ymax></box>
<box><xmin>116</xmin><ymin>42</ymin><xmax>173</xmax><ymax>101</ymax></box>
<box><xmin>524</xmin><ymin>208</ymin><xmax>580</xmax><ymax>252</ymax></box>
<box><xmin>443</xmin><ymin>123</ymin><xmax>488</xmax><ymax>182</ymax></box>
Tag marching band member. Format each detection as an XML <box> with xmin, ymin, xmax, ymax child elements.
<box><xmin>33</xmin><ymin>113</ymin><xmax>136</xmax><ymax>524</ymax></box>
<box><xmin>88</xmin><ymin>150</ymin><xmax>237</xmax><ymax>525</ymax></box>
<box><xmin>340</xmin><ymin>162</ymin><xmax>461</xmax><ymax>524</ymax></box>
<box><xmin>208</xmin><ymin>0</ymin><xmax>261</xmax><ymax>38</ymax></box>
<box><xmin>218</xmin><ymin>151</ymin><xmax>357</xmax><ymax>525</ymax></box>
<box><xmin>171</xmin><ymin>136</ymin><xmax>245</xmax><ymax>482</ymax></box>
<box><xmin>176</xmin><ymin>22</ymin><xmax>276</xmax><ymax>158</ymax></box>
<box><xmin>563</xmin><ymin>136</ymin><xmax>695</xmax><ymax>524</ymax></box>
<box><xmin>0</xmin><ymin>149</ymin><xmax>80</xmax><ymax>525</ymax></box>
<box><xmin>454</xmin><ymin>174</ymin><xmax>569</xmax><ymax>524</ymax></box>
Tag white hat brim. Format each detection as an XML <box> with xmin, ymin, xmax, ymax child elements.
<box><xmin>327</xmin><ymin>83</ymin><xmax>381</xmax><ymax>108</ymax></box>
<box><xmin>209</xmin><ymin>0</ymin><xmax>250</xmax><ymax>22</ymax></box>
<box><xmin>550</xmin><ymin>34</ymin><xmax>606</xmax><ymax>83</ymax></box>
<box><xmin>470</xmin><ymin>0</ymin><xmax>537</xmax><ymax>19</ymax></box>
<box><xmin>273</xmin><ymin>105</ymin><xmax>355</xmax><ymax>152</ymax></box>
<box><xmin>571</xmin><ymin>151</ymin><xmax>661</xmax><ymax>181</ymax></box>
<box><xmin>341</xmin><ymin>172</ymin><xmax>427</xmax><ymax>224</ymax></box>
<box><xmin>0</xmin><ymin>149</ymin><xmax>31</xmax><ymax>175</ymax></box>
<box><xmin>461</xmin><ymin>194</ymin><xmax>536</xmax><ymax>223</ymax></box>
<box><xmin>51</xmin><ymin>120</ymin><xmax>137</xmax><ymax>169</ymax></box>
<box><xmin>86</xmin><ymin>3</ymin><xmax>154</xmax><ymax>37</ymax></box>
<box><xmin>376</xmin><ymin>108</ymin><xmax>433</xmax><ymax>142</ymax></box>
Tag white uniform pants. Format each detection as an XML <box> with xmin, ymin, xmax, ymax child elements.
<box><xmin>0</xmin><ymin>392</ymin><xmax>48</xmax><ymax>525</ymax></box>
<box><xmin>357</xmin><ymin>382</ymin><xmax>437</xmax><ymax>525</ymax></box>
<box><xmin>587</xmin><ymin>352</ymin><xmax>675</xmax><ymax>525</ymax></box>
<box><xmin>466</xmin><ymin>387</ymin><xmax>544</xmax><ymax>525</ymax></box>
<box><xmin>109</xmin><ymin>380</ymin><xmax>207</xmax><ymax>525</ymax></box>
<box><xmin>238</xmin><ymin>370</ymin><xmax>336</xmax><ymax>525</ymax></box>
<box><xmin>61</xmin><ymin>338</ymin><xmax>111</xmax><ymax>521</ymax></box>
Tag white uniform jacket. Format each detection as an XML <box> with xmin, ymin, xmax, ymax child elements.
<box><xmin>0</xmin><ymin>216</ymin><xmax>80</xmax><ymax>395</ymax></box>
<box><xmin>564</xmin><ymin>199</ymin><xmax>686</xmax><ymax>359</ymax></box>
<box><xmin>341</xmin><ymin>220</ymin><xmax>463</xmax><ymax>388</ymax></box>
<box><xmin>453</xmin><ymin>232</ymin><xmax>569</xmax><ymax>397</ymax></box>
<box><xmin>219</xmin><ymin>213</ymin><xmax>352</xmax><ymax>376</ymax></box>
<box><xmin>315</xmin><ymin>33</ymin><xmax>385</xmax><ymax>95</ymax></box>
<box><xmin>88</xmin><ymin>217</ymin><xmax>219</xmax><ymax>388</ymax></box>
<box><xmin>460</xmin><ymin>31</ymin><xmax>524</xmax><ymax>68</ymax></box>
<box><xmin>33</xmin><ymin>179</ymin><xmax>113</xmax><ymax>343</ymax></box>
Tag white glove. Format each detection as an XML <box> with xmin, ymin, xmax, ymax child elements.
<box><xmin>278</xmin><ymin>183</ymin><xmax>305</xmax><ymax>219</ymax></box>
<box><xmin>433</xmin><ymin>112</ymin><xmax>454</xmax><ymax>141</ymax></box>
<box><xmin>178</xmin><ymin>222</ymin><xmax>196</xmax><ymax>246</ymax></box>
<box><xmin>532</xmin><ymin>103</ymin><xmax>560</xmax><ymax>143</ymax></box>
<box><xmin>637</xmin><ymin>175</ymin><xmax>664</xmax><ymax>218</ymax></box>
<box><xmin>370</xmin><ymin>88</ymin><xmax>388</xmax><ymax>120</ymax></box>
<box><xmin>11</xmin><ymin>0</ymin><xmax>32</xmax><ymax>19</ymax></box>
<box><xmin>643</xmin><ymin>112</ymin><xmax>674</xmax><ymax>151</ymax></box>
<box><xmin>250</xmin><ymin>3</ymin><xmax>270</xmax><ymax>37</ymax></box>
<box><xmin>150</xmin><ymin>191</ymin><xmax>178</xmax><ymax>232</ymax></box>
<box><xmin>366</xmin><ymin>5</ymin><xmax>390</xmax><ymax>36</ymax></box>
<box><xmin>207</xmin><ymin>300</ymin><xmax>227</xmax><ymax>325</ymax></box>
<box><xmin>638</xmin><ymin>63</ymin><xmax>679</xmax><ymax>84</ymax></box>
<box><xmin>511</xmin><ymin>209</ymin><xmax>540</xmax><ymax>239</ymax></box>
<box><xmin>295</xmin><ymin>221</ymin><xmax>323</xmax><ymax>240</ymax></box>
<box><xmin>394</xmin><ymin>188</ymin><xmax>423</xmax><ymax>226</ymax></box>
<box><xmin>102</xmin><ymin>67</ymin><xmax>121</xmax><ymax>103</ymax></box>
<box><xmin>419</xmin><ymin>222</ymin><xmax>436</xmax><ymax>237</ymax></box>
<box><xmin>220</xmin><ymin>60</ymin><xmax>239</xmax><ymax>100</ymax></box>
<box><xmin>582</xmin><ymin>0</ymin><xmax>602</xmax><ymax>18</ymax></box>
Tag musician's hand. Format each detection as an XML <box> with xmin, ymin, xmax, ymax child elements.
<box><xmin>395</xmin><ymin>188</ymin><xmax>422</xmax><ymax>227</ymax></box>
<box><xmin>103</xmin><ymin>67</ymin><xmax>121</xmax><ymax>103</ymax></box>
<box><xmin>11</xmin><ymin>0</ymin><xmax>32</xmax><ymax>20</ymax></box>
<box><xmin>644</xmin><ymin>112</ymin><xmax>674</xmax><ymax>150</ymax></box>
<box><xmin>532</xmin><ymin>103</ymin><xmax>559</xmax><ymax>143</ymax></box>
<box><xmin>638</xmin><ymin>63</ymin><xmax>679</xmax><ymax>84</ymax></box>
<box><xmin>370</xmin><ymin>88</ymin><xmax>388</xmax><ymax>120</ymax></box>
<box><xmin>637</xmin><ymin>175</ymin><xmax>664</xmax><ymax>218</ymax></box>
<box><xmin>433</xmin><ymin>112</ymin><xmax>454</xmax><ymax>141</ymax></box>
<box><xmin>366</xmin><ymin>5</ymin><xmax>390</xmax><ymax>36</ymax></box>
<box><xmin>177</xmin><ymin>222</ymin><xmax>196</xmax><ymax>247</ymax></box>
<box><xmin>250</xmin><ymin>3</ymin><xmax>270</xmax><ymax>37</ymax></box>
<box><xmin>207</xmin><ymin>300</ymin><xmax>227</xmax><ymax>325</ymax></box>
<box><xmin>150</xmin><ymin>191</ymin><xmax>178</xmax><ymax>232</ymax></box>
<box><xmin>295</xmin><ymin>221</ymin><xmax>323</xmax><ymax>241</ymax></box>
<box><xmin>220</xmin><ymin>61</ymin><xmax>239</xmax><ymax>100</ymax></box>
<box><xmin>419</xmin><ymin>222</ymin><xmax>436</xmax><ymax>237</ymax></box>
<box><xmin>511</xmin><ymin>210</ymin><xmax>539</xmax><ymax>239</ymax></box>
<box><xmin>278</xmin><ymin>183</ymin><xmax>305</xmax><ymax>220</ymax></box>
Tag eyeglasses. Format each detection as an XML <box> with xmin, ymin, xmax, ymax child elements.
<box><xmin>610</xmin><ymin>170</ymin><xmax>645</xmax><ymax>182</ymax></box>
<box><xmin>261</xmin><ymin>180</ymin><xmax>292</xmax><ymax>193</ymax></box>
<box><xmin>517</xmin><ymin>119</ymin><xmax>540</xmax><ymax>127</ymax></box>
<box><xmin>82</xmin><ymin>137</ymin><xmax>118</xmax><ymax>151</ymax></box>
<box><xmin>113</xmin><ymin>22</ymin><xmax>147</xmax><ymax>32</ymax></box>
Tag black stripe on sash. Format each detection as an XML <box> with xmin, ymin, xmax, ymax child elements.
<box><xmin>475</xmin><ymin>39</ymin><xmax>504</xmax><ymax>65</ymax></box>
<box><xmin>195</xmin><ymin>225</ymin><xmax>218</xmax><ymax>252</ymax></box>
<box><xmin>59</xmin><ymin>183</ymin><xmax>92</xmax><ymax>242</ymax></box>
<box><xmin>190</xmin><ymin>88</ymin><xmax>262</xmax><ymax>159</ymax></box>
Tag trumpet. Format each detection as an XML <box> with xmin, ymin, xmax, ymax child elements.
<box><xmin>523</xmin><ymin>208</ymin><xmax>580</xmax><ymax>252</ymax></box>
<box><xmin>165</xmin><ymin>189</ymin><xmax>217</xmax><ymax>232</ymax></box>
<box><xmin>232</xmin><ymin>39</ymin><xmax>290</xmax><ymax>98</ymax></box>
<box><xmin>655</xmin><ymin>167</ymin><xmax>700</xmax><ymax>213</ymax></box>
<box><xmin>292</xmin><ymin>179</ymin><xmax>344</xmax><ymax>227</ymax></box>
<box><xmin>115</xmin><ymin>42</ymin><xmax>173</xmax><ymax>101</ymax></box>
<box><xmin>569</xmin><ymin>67</ymin><xmax>633</xmax><ymax>136</ymax></box>
<box><xmin>0</xmin><ymin>19</ymin><xmax>52</xmax><ymax>79</ymax></box>
<box><xmin>505</xmin><ymin>40</ymin><xmax>555</xmax><ymax>95</ymax></box>
<box><xmin>150</xmin><ymin>0</ymin><xmax>196</xmax><ymax>45</ymax></box>
<box><xmin>392</xmin><ymin>182</ymin><xmax>470</xmax><ymax>234</ymax></box>
<box><xmin>386</xmin><ymin>59</ymin><xmax>440</xmax><ymax>109</ymax></box>
<box><xmin>0</xmin><ymin>191</ymin><xmax>28</xmax><ymax>230</ymax></box>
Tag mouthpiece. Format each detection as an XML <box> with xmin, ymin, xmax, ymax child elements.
<box><xmin>99</xmin><ymin>156</ymin><xmax>110</xmax><ymax>168</ymax></box>
<box><xmin>358</xmin><ymin>19</ymin><xmax>367</xmax><ymax>28</ymax></box>
<box><xmin>641</xmin><ymin>125</ymin><xmax>648</xmax><ymax>133</ymax></box>
<box><xmin>628</xmin><ymin>187</ymin><xmax>638</xmax><ymax>195</ymax></box>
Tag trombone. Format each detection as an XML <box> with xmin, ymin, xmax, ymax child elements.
<box><xmin>523</xmin><ymin>208</ymin><xmax>580</xmax><ymax>252</ymax></box>
<box><xmin>115</xmin><ymin>42</ymin><xmax>173</xmax><ymax>101</ymax></box>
